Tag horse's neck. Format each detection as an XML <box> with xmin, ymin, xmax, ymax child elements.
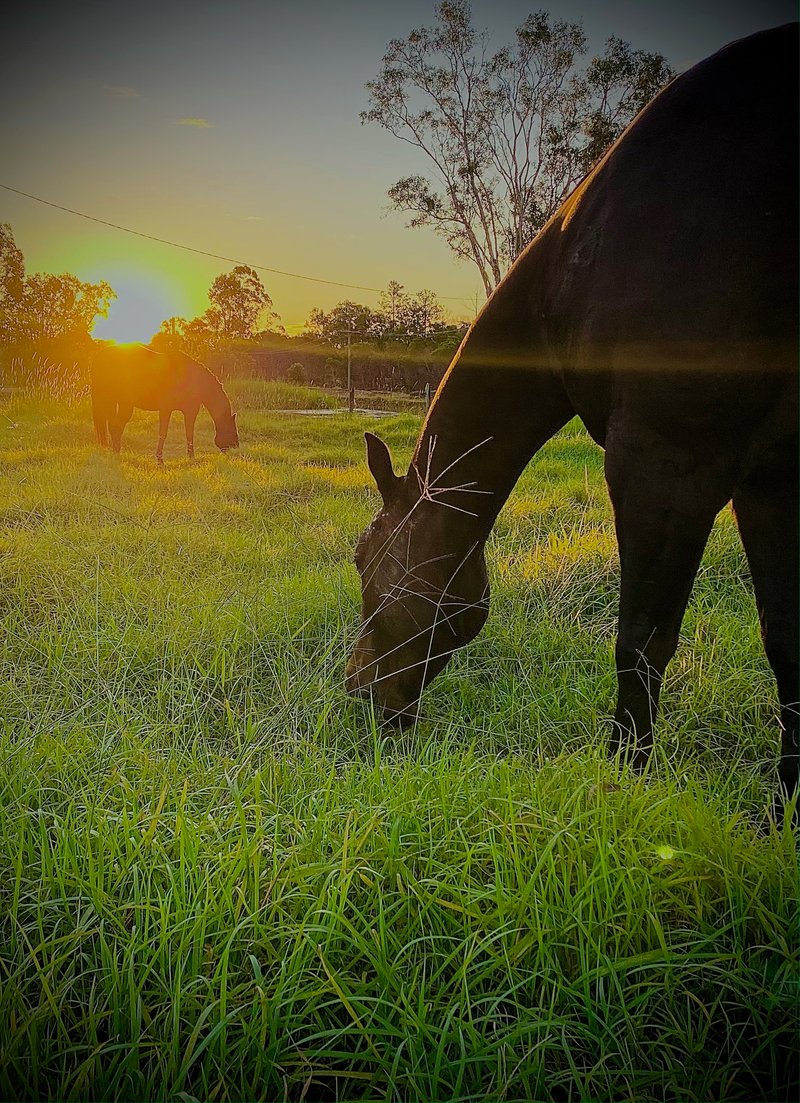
<box><xmin>200</xmin><ymin>369</ymin><xmax>230</xmax><ymax>421</ymax></box>
<box><xmin>409</xmin><ymin>281</ymin><xmax>573</xmax><ymax>541</ymax></box>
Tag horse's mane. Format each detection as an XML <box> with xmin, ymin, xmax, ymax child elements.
<box><xmin>172</xmin><ymin>349</ymin><xmax>224</xmax><ymax>388</ymax></box>
<box><xmin>176</xmin><ymin>352</ymin><xmax>232</xmax><ymax>411</ymax></box>
<box><xmin>205</xmin><ymin>366</ymin><xmax>226</xmax><ymax>389</ymax></box>
<box><xmin>197</xmin><ymin>360</ymin><xmax>227</xmax><ymax>396</ymax></box>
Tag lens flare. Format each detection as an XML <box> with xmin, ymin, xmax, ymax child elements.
<box><xmin>92</xmin><ymin>271</ymin><xmax>179</xmax><ymax>344</ymax></box>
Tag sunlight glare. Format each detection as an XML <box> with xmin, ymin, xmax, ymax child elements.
<box><xmin>91</xmin><ymin>270</ymin><xmax>184</xmax><ymax>344</ymax></box>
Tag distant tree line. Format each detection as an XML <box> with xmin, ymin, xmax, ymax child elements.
<box><xmin>151</xmin><ymin>264</ymin><xmax>282</xmax><ymax>360</ymax></box>
<box><xmin>153</xmin><ymin>275</ymin><xmax>469</xmax><ymax>393</ymax></box>
<box><xmin>243</xmin><ymin>327</ymin><xmax>468</xmax><ymax>393</ymax></box>
<box><xmin>0</xmin><ymin>223</ymin><xmax>115</xmax><ymax>396</ymax></box>
<box><xmin>0</xmin><ymin>221</ymin><xmax>466</xmax><ymax>397</ymax></box>
<box><xmin>1</xmin><ymin>4</ymin><xmax>673</xmax><ymax>398</ymax></box>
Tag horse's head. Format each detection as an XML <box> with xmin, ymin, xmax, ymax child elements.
<box><xmin>345</xmin><ymin>433</ymin><xmax>489</xmax><ymax>722</ymax></box>
<box><xmin>215</xmin><ymin>410</ymin><xmax>239</xmax><ymax>452</ymax></box>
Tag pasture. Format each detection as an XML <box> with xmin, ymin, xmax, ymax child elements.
<box><xmin>0</xmin><ymin>381</ymin><xmax>796</xmax><ymax>1102</ymax></box>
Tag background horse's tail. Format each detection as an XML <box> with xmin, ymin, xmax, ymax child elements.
<box><xmin>90</xmin><ymin>366</ymin><xmax>113</xmax><ymax>447</ymax></box>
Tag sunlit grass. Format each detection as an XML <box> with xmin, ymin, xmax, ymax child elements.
<box><xmin>0</xmin><ymin>382</ymin><xmax>796</xmax><ymax>1101</ymax></box>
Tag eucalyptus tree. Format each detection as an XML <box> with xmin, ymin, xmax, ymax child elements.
<box><xmin>207</xmin><ymin>265</ymin><xmax>278</xmax><ymax>340</ymax></box>
<box><xmin>363</xmin><ymin>1</ymin><xmax>673</xmax><ymax>295</ymax></box>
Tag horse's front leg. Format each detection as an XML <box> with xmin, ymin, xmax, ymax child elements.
<box><xmin>184</xmin><ymin>406</ymin><xmax>198</xmax><ymax>460</ymax></box>
<box><xmin>156</xmin><ymin>409</ymin><xmax>171</xmax><ymax>465</ymax></box>
<box><xmin>604</xmin><ymin>438</ymin><xmax>731</xmax><ymax>770</ymax></box>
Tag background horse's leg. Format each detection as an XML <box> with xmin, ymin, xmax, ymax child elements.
<box><xmin>156</xmin><ymin>409</ymin><xmax>171</xmax><ymax>465</ymax></box>
<box><xmin>604</xmin><ymin>439</ymin><xmax>731</xmax><ymax>770</ymax></box>
<box><xmin>110</xmin><ymin>403</ymin><xmax>133</xmax><ymax>454</ymax></box>
<box><xmin>91</xmin><ymin>389</ymin><xmax>110</xmax><ymax>446</ymax></box>
<box><xmin>733</xmin><ymin>460</ymin><xmax>799</xmax><ymax>805</ymax></box>
<box><xmin>184</xmin><ymin>407</ymin><xmax>198</xmax><ymax>459</ymax></box>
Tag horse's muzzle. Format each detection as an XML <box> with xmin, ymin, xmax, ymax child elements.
<box><xmin>345</xmin><ymin>651</ymin><xmax>417</xmax><ymax>727</ymax></box>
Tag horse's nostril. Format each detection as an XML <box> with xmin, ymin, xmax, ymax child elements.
<box><xmin>345</xmin><ymin>671</ymin><xmax>370</xmax><ymax>698</ymax></box>
<box><xmin>382</xmin><ymin>705</ymin><xmax>415</xmax><ymax>729</ymax></box>
<box><xmin>344</xmin><ymin>659</ymin><xmax>359</xmax><ymax>694</ymax></box>
<box><xmin>345</xmin><ymin>652</ymin><xmax>375</xmax><ymax>697</ymax></box>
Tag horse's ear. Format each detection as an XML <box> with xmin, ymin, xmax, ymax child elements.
<box><xmin>365</xmin><ymin>432</ymin><xmax>400</xmax><ymax>506</ymax></box>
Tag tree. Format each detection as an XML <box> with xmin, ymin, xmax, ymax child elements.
<box><xmin>206</xmin><ymin>264</ymin><xmax>278</xmax><ymax>340</ymax></box>
<box><xmin>0</xmin><ymin>224</ymin><xmax>24</xmax><ymax>307</ymax></box>
<box><xmin>579</xmin><ymin>35</ymin><xmax>676</xmax><ymax>169</ymax></box>
<box><xmin>305</xmin><ymin>300</ymin><xmax>384</xmax><ymax>345</ymax></box>
<box><xmin>305</xmin><ymin>285</ymin><xmax>448</xmax><ymax>345</ymax></box>
<box><xmin>362</xmin><ymin>1</ymin><xmax>673</xmax><ymax>295</ymax></box>
<box><xmin>380</xmin><ymin>280</ymin><xmax>406</xmax><ymax>333</ymax></box>
<box><xmin>151</xmin><ymin>265</ymin><xmax>283</xmax><ymax>357</ymax></box>
<box><xmin>375</xmin><ymin>283</ymin><xmax>448</xmax><ymax>340</ymax></box>
<box><xmin>0</xmin><ymin>225</ymin><xmax>115</xmax><ymax>345</ymax></box>
<box><xmin>5</xmin><ymin>271</ymin><xmax>114</xmax><ymax>344</ymax></box>
<box><xmin>150</xmin><ymin>314</ymin><xmax>216</xmax><ymax>359</ymax></box>
<box><xmin>150</xmin><ymin>316</ymin><xmax>184</xmax><ymax>352</ymax></box>
<box><xmin>1</xmin><ymin>224</ymin><xmax>25</xmax><ymax>343</ymax></box>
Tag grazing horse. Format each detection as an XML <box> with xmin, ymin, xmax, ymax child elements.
<box><xmin>91</xmin><ymin>343</ymin><xmax>239</xmax><ymax>462</ymax></box>
<box><xmin>346</xmin><ymin>25</ymin><xmax>798</xmax><ymax>800</ymax></box>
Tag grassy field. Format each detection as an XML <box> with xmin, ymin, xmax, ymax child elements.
<box><xmin>0</xmin><ymin>381</ymin><xmax>796</xmax><ymax>1102</ymax></box>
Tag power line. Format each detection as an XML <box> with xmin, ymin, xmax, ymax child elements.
<box><xmin>1</xmin><ymin>183</ymin><xmax>476</xmax><ymax>304</ymax></box>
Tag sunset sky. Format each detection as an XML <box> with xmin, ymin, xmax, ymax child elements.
<box><xmin>3</xmin><ymin>0</ymin><xmax>794</xmax><ymax>341</ymax></box>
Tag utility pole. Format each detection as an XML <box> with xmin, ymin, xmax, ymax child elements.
<box><xmin>347</xmin><ymin>330</ymin><xmax>354</xmax><ymax>413</ymax></box>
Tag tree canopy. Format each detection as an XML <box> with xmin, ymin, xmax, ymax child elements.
<box><xmin>306</xmin><ymin>283</ymin><xmax>450</xmax><ymax>346</ymax></box>
<box><xmin>363</xmin><ymin>1</ymin><xmax>673</xmax><ymax>295</ymax></box>
<box><xmin>152</xmin><ymin>265</ymin><xmax>281</xmax><ymax>357</ymax></box>
<box><xmin>1</xmin><ymin>223</ymin><xmax>24</xmax><ymax>310</ymax></box>
<box><xmin>0</xmin><ymin>225</ymin><xmax>115</xmax><ymax>345</ymax></box>
<box><xmin>206</xmin><ymin>265</ymin><xmax>279</xmax><ymax>340</ymax></box>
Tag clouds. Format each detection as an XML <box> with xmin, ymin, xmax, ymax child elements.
<box><xmin>105</xmin><ymin>85</ymin><xmax>140</xmax><ymax>99</ymax></box>
<box><xmin>103</xmin><ymin>86</ymin><xmax>214</xmax><ymax>130</ymax></box>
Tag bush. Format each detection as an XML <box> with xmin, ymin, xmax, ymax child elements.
<box><xmin>225</xmin><ymin>379</ymin><xmax>339</xmax><ymax>410</ymax></box>
<box><xmin>0</xmin><ymin>341</ymin><xmax>90</xmax><ymax>402</ymax></box>
<box><xmin>286</xmin><ymin>362</ymin><xmax>306</xmax><ymax>383</ymax></box>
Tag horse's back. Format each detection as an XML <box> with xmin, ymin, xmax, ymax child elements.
<box><xmin>584</xmin><ymin>23</ymin><xmax>796</xmax><ymax>336</ymax></box>
<box><xmin>90</xmin><ymin>344</ymin><xmax>187</xmax><ymax>410</ymax></box>
<box><xmin>532</xmin><ymin>23</ymin><xmax>798</xmax><ymax>449</ymax></box>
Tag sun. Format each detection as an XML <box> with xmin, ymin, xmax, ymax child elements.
<box><xmin>92</xmin><ymin>270</ymin><xmax>184</xmax><ymax>344</ymax></box>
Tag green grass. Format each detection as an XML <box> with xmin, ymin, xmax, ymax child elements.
<box><xmin>0</xmin><ymin>380</ymin><xmax>796</xmax><ymax>1102</ymax></box>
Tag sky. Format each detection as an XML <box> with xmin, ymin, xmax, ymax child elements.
<box><xmin>3</xmin><ymin>0</ymin><xmax>795</xmax><ymax>340</ymax></box>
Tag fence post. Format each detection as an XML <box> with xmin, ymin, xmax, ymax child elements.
<box><xmin>346</xmin><ymin>330</ymin><xmax>352</xmax><ymax>409</ymax></box>
<box><xmin>425</xmin><ymin>382</ymin><xmax>431</xmax><ymax>409</ymax></box>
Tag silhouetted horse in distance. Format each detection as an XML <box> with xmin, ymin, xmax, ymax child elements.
<box><xmin>91</xmin><ymin>343</ymin><xmax>239</xmax><ymax>463</ymax></box>
<box><xmin>346</xmin><ymin>24</ymin><xmax>798</xmax><ymax>804</ymax></box>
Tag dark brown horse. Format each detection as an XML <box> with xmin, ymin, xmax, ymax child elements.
<box><xmin>91</xmin><ymin>342</ymin><xmax>239</xmax><ymax>462</ymax></box>
<box><xmin>346</xmin><ymin>25</ymin><xmax>798</xmax><ymax>800</ymax></box>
